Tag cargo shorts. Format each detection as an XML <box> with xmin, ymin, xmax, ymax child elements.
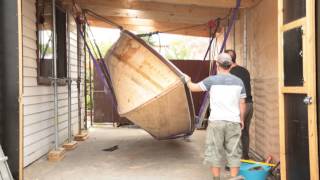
<box><xmin>204</xmin><ymin>120</ymin><xmax>242</xmax><ymax>167</ymax></box>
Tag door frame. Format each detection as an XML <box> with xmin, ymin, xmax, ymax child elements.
<box><xmin>278</xmin><ymin>0</ymin><xmax>319</xmax><ymax>179</ymax></box>
<box><xmin>0</xmin><ymin>0</ymin><xmax>23</xmax><ymax>179</ymax></box>
<box><xmin>317</xmin><ymin>2</ymin><xmax>320</xmax><ymax>176</ymax></box>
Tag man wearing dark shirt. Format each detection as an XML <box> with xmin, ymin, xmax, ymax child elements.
<box><xmin>225</xmin><ymin>49</ymin><xmax>253</xmax><ymax>160</ymax></box>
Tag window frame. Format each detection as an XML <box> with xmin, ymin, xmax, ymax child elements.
<box><xmin>36</xmin><ymin>1</ymin><xmax>68</xmax><ymax>86</ymax></box>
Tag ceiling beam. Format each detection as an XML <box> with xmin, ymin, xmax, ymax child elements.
<box><xmin>81</xmin><ymin>6</ymin><xmax>227</xmax><ymax>25</ymax></box>
<box><xmin>61</xmin><ymin>0</ymin><xmax>232</xmax><ymax>36</ymax></box>
<box><xmin>63</xmin><ymin>0</ymin><xmax>229</xmax><ymax>17</ymax></box>
<box><xmin>62</xmin><ymin>0</ymin><xmax>230</xmax><ymax>24</ymax></box>
<box><xmin>89</xmin><ymin>20</ymin><xmax>211</xmax><ymax>37</ymax></box>
<box><xmin>86</xmin><ymin>15</ymin><xmax>226</xmax><ymax>32</ymax></box>
<box><xmin>135</xmin><ymin>0</ymin><xmax>260</xmax><ymax>8</ymax></box>
<box><xmin>88</xmin><ymin>16</ymin><xmax>205</xmax><ymax>28</ymax></box>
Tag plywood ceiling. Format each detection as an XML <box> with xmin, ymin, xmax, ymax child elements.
<box><xmin>62</xmin><ymin>0</ymin><xmax>258</xmax><ymax>37</ymax></box>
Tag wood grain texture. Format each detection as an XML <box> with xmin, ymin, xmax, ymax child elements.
<box><xmin>306</xmin><ymin>0</ymin><xmax>319</xmax><ymax>179</ymax></box>
<box><xmin>104</xmin><ymin>30</ymin><xmax>195</xmax><ymax>139</ymax></box>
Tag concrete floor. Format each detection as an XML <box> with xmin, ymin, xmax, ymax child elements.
<box><xmin>24</xmin><ymin>125</ymin><xmax>219</xmax><ymax>180</ymax></box>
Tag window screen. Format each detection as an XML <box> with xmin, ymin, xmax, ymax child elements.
<box><xmin>283</xmin><ymin>0</ymin><xmax>306</xmax><ymax>24</ymax></box>
<box><xmin>285</xmin><ymin>94</ymin><xmax>310</xmax><ymax>180</ymax></box>
<box><xmin>283</xmin><ymin>27</ymin><xmax>304</xmax><ymax>86</ymax></box>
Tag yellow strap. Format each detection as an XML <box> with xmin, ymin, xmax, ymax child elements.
<box><xmin>240</xmin><ymin>159</ymin><xmax>276</xmax><ymax>167</ymax></box>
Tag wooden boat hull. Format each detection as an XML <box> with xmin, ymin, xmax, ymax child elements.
<box><xmin>104</xmin><ymin>30</ymin><xmax>195</xmax><ymax>139</ymax></box>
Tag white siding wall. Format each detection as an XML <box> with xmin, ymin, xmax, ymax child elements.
<box><xmin>22</xmin><ymin>0</ymin><xmax>85</xmax><ymax>166</ymax></box>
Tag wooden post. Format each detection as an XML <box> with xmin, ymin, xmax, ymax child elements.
<box><xmin>74</xmin><ymin>19</ymin><xmax>88</xmax><ymax>141</ymax></box>
<box><xmin>306</xmin><ymin>0</ymin><xmax>319</xmax><ymax>179</ymax></box>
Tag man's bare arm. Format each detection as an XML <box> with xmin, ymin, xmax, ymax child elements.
<box><xmin>184</xmin><ymin>74</ymin><xmax>204</xmax><ymax>92</ymax></box>
<box><xmin>187</xmin><ymin>81</ymin><xmax>204</xmax><ymax>92</ymax></box>
<box><xmin>239</xmin><ymin>98</ymin><xmax>246</xmax><ymax>129</ymax></box>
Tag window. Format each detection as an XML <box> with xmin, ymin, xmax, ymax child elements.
<box><xmin>283</xmin><ymin>27</ymin><xmax>304</xmax><ymax>86</ymax></box>
<box><xmin>283</xmin><ymin>0</ymin><xmax>306</xmax><ymax>24</ymax></box>
<box><xmin>36</xmin><ymin>0</ymin><xmax>67</xmax><ymax>85</ymax></box>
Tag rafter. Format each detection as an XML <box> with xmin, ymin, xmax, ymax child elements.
<box><xmin>136</xmin><ymin>0</ymin><xmax>260</xmax><ymax>8</ymax></box>
<box><xmin>62</xmin><ymin>0</ymin><xmax>229</xmax><ymax>17</ymax></box>
<box><xmin>61</xmin><ymin>0</ymin><xmax>232</xmax><ymax>36</ymax></box>
<box><xmin>89</xmin><ymin>19</ymin><xmax>211</xmax><ymax>37</ymax></box>
<box><xmin>62</xmin><ymin>0</ymin><xmax>230</xmax><ymax>24</ymax></box>
<box><xmin>82</xmin><ymin>6</ymin><xmax>227</xmax><ymax>25</ymax></box>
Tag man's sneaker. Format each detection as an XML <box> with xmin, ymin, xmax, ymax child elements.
<box><xmin>213</xmin><ymin>176</ymin><xmax>220</xmax><ymax>180</ymax></box>
<box><xmin>225</xmin><ymin>166</ymin><xmax>230</xmax><ymax>171</ymax></box>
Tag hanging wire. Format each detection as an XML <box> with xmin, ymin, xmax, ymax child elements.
<box><xmin>161</xmin><ymin>23</ymin><xmax>207</xmax><ymax>34</ymax></box>
<box><xmin>137</xmin><ymin>23</ymin><xmax>206</xmax><ymax>37</ymax></box>
<box><xmin>158</xmin><ymin>33</ymin><xmax>162</xmax><ymax>53</ymax></box>
<box><xmin>221</xmin><ymin>8</ymin><xmax>232</xmax><ymax>21</ymax></box>
<box><xmin>136</xmin><ymin>6</ymin><xmax>232</xmax><ymax>38</ymax></box>
<box><xmin>41</xmin><ymin>34</ymin><xmax>53</xmax><ymax>60</ymax></box>
<box><xmin>83</xmin><ymin>9</ymin><xmax>123</xmax><ymax>30</ymax></box>
<box><xmin>203</xmin><ymin>18</ymin><xmax>221</xmax><ymax>61</ymax></box>
<box><xmin>83</xmin><ymin>15</ymin><xmax>103</xmax><ymax>59</ymax></box>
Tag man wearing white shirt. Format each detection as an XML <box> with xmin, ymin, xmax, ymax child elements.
<box><xmin>186</xmin><ymin>53</ymin><xmax>246</xmax><ymax>180</ymax></box>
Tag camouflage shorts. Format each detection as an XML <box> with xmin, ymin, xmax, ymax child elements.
<box><xmin>204</xmin><ymin>121</ymin><xmax>242</xmax><ymax>167</ymax></box>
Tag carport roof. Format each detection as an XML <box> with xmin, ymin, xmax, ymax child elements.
<box><xmin>61</xmin><ymin>0</ymin><xmax>259</xmax><ymax>36</ymax></box>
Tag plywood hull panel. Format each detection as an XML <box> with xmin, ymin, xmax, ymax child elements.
<box><xmin>125</xmin><ymin>82</ymin><xmax>192</xmax><ymax>139</ymax></box>
<box><xmin>104</xmin><ymin>30</ymin><xmax>195</xmax><ymax>139</ymax></box>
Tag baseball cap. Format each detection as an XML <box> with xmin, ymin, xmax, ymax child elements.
<box><xmin>217</xmin><ymin>53</ymin><xmax>232</xmax><ymax>65</ymax></box>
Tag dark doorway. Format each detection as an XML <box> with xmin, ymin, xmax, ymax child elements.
<box><xmin>171</xmin><ymin>60</ymin><xmax>210</xmax><ymax>113</ymax></box>
<box><xmin>284</xmin><ymin>94</ymin><xmax>310</xmax><ymax>180</ymax></box>
<box><xmin>0</xmin><ymin>0</ymin><xmax>21</xmax><ymax>179</ymax></box>
<box><xmin>93</xmin><ymin>68</ymin><xmax>130</xmax><ymax>125</ymax></box>
<box><xmin>93</xmin><ymin>60</ymin><xmax>210</xmax><ymax>125</ymax></box>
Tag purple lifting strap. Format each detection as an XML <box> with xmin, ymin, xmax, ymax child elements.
<box><xmin>79</xmin><ymin>29</ymin><xmax>108</xmax><ymax>87</ymax></box>
<box><xmin>219</xmin><ymin>0</ymin><xmax>241</xmax><ymax>54</ymax></box>
<box><xmin>78</xmin><ymin>27</ymin><xmax>118</xmax><ymax>109</ymax></box>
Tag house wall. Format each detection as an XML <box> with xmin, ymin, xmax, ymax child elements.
<box><xmin>245</xmin><ymin>0</ymin><xmax>280</xmax><ymax>160</ymax></box>
<box><xmin>226</xmin><ymin>0</ymin><xmax>279</xmax><ymax>161</ymax></box>
<box><xmin>22</xmin><ymin>0</ymin><xmax>85</xmax><ymax>166</ymax></box>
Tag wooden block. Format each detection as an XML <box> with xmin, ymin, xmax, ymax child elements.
<box><xmin>48</xmin><ymin>148</ymin><xmax>65</xmax><ymax>162</ymax></box>
<box><xmin>63</xmin><ymin>141</ymin><xmax>78</xmax><ymax>150</ymax></box>
<box><xmin>74</xmin><ymin>132</ymin><xmax>89</xmax><ymax>141</ymax></box>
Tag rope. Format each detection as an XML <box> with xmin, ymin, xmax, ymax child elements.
<box><xmin>71</xmin><ymin>8</ymin><xmax>118</xmax><ymax>107</ymax></box>
<box><xmin>193</xmin><ymin>18</ymin><xmax>220</xmax><ymax>83</ymax></box>
<box><xmin>79</xmin><ymin>25</ymin><xmax>118</xmax><ymax>107</ymax></box>
<box><xmin>219</xmin><ymin>0</ymin><xmax>241</xmax><ymax>54</ymax></box>
<box><xmin>137</xmin><ymin>7</ymin><xmax>231</xmax><ymax>38</ymax></box>
<box><xmin>137</xmin><ymin>23</ymin><xmax>206</xmax><ymax>37</ymax></box>
<box><xmin>203</xmin><ymin>19</ymin><xmax>221</xmax><ymax>61</ymax></box>
<box><xmin>162</xmin><ymin>23</ymin><xmax>207</xmax><ymax>34</ymax></box>
<box><xmin>83</xmin><ymin>9</ymin><xmax>123</xmax><ymax>30</ymax></box>
<box><xmin>83</xmin><ymin>15</ymin><xmax>103</xmax><ymax>59</ymax></box>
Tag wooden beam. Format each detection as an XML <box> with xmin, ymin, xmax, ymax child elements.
<box><xmin>63</xmin><ymin>0</ymin><xmax>258</xmax><ymax>9</ymax></box>
<box><xmin>62</xmin><ymin>0</ymin><xmax>230</xmax><ymax>24</ymax></box>
<box><xmin>134</xmin><ymin>0</ymin><xmax>260</xmax><ymax>8</ymax></box>
<box><xmin>91</xmin><ymin>21</ymin><xmax>208</xmax><ymax>37</ymax></box>
<box><xmin>87</xmin><ymin>16</ymin><xmax>226</xmax><ymax>30</ymax></box>
<box><xmin>89</xmin><ymin>20</ymin><xmax>211</xmax><ymax>37</ymax></box>
<box><xmin>63</xmin><ymin>0</ymin><xmax>229</xmax><ymax>18</ymax></box>
<box><xmin>82</xmin><ymin>6</ymin><xmax>226</xmax><ymax>25</ymax></box>
<box><xmin>306</xmin><ymin>0</ymin><xmax>319</xmax><ymax>179</ymax></box>
<box><xmin>62</xmin><ymin>0</ymin><xmax>230</xmax><ymax>36</ymax></box>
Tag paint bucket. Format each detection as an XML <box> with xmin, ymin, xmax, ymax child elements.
<box><xmin>239</xmin><ymin>162</ymin><xmax>271</xmax><ymax>180</ymax></box>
